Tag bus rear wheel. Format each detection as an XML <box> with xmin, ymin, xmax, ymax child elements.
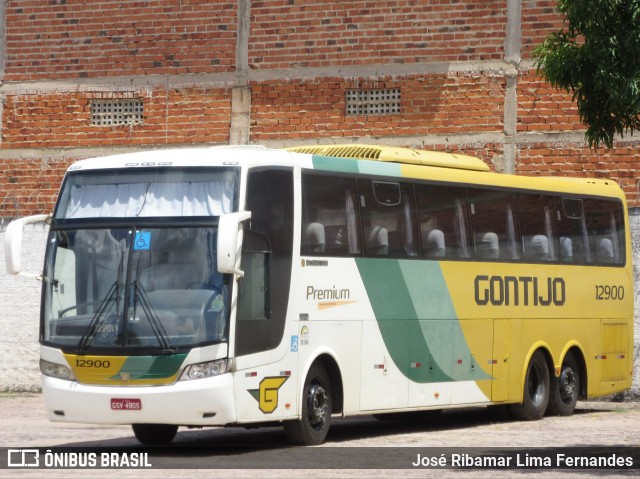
<box><xmin>510</xmin><ymin>350</ymin><xmax>550</xmax><ymax>421</ymax></box>
<box><xmin>547</xmin><ymin>352</ymin><xmax>579</xmax><ymax>416</ymax></box>
<box><xmin>132</xmin><ymin>424</ymin><xmax>178</xmax><ymax>446</ymax></box>
<box><xmin>284</xmin><ymin>363</ymin><xmax>332</xmax><ymax>445</ymax></box>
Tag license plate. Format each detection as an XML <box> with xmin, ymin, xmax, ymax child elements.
<box><xmin>111</xmin><ymin>398</ymin><xmax>142</xmax><ymax>411</ymax></box>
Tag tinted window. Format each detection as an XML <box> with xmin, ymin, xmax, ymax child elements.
<box><xmin>301</xmin><ymin>174</ymin><xmax>361</xmax><ymax>256</ymax></box>
<box><xmin>415</xmin><ymin>184</ymin><xmax>471</xmax><ymax>259</ymax></box>
<box><xmin>469</xmin><ymin>189</ymin><xmax>518</xmax><ymax>261</ymax></box>
<box><xmin>358</xmin><ymin>180</ymin><xmax>417</xmax><ymax>257</ymax></box>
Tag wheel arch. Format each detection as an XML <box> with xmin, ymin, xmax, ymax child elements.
<box><xmin>560</xmin><ymin>344</ymin><xmax>588</xmax><ymax>399</ymax></box>
<box><xmin>302</xmin><ymin>353</ymin><xmax>344</xmax><ymax>415</ymax></box>
<box><xmin>523</xmin><ymin>342</ymin><xmax>554</xmax><ymax>373</ymax></box>
<box><xmin>516</xmin><ymin>342</ymin><xmax>554</xmax><ymax>400</ymax></box>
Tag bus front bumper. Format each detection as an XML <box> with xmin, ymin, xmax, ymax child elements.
<box><xmin>41</xmin><ymin>373</ymin><xmax>237</xmax><ymax>426</ymax></box>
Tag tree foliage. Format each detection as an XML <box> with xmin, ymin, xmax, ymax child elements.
<box><xmin>534</xmin><ymin>0</ymin><xmax>640</xmax><ymax>149</ymax></box>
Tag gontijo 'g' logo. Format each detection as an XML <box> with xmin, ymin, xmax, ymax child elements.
<box><xmin>248</xmin><ymin>376</ymin><xmax>289</xmax><ymax>413</ymax></box>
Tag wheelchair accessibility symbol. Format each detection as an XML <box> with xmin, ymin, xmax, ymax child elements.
<box><xmin>134</xmin><ymin>231</ymin><xmax>151</xmax><ymax>250</ymax></box>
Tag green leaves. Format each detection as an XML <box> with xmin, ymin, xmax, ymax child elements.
<box><xmin>534</xmin><ymin>0</ymin><xmax>640</xmax><ymax>149</ymax></box>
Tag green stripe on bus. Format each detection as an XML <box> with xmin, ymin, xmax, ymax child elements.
<box><xmin>311</xmin><ymin>155</ymin><xmax>360</xmax><ymax>173</ymax></box>
<box><xmin>358</xmin><ymin>160</ymin><xmax>402</xmax><ymax>177</ymax></box>
<box><xmin>355</xmin><ymin>258</ymin><xmax>491</xmax><ymax>383</ymax></box>
<box><xmin>311</xmin><ymin>155</ymin><xmax>403</xmax><ymax>177</ymax></box>
<box><xmin>142</xmin><ymin>354</ymin><xmax>187</xmax><ymax>379</ymax></box>
<box><xmin>113</xmin><ymin>354</ymin><xmax>187</xmax><ymax>380</ymax></box>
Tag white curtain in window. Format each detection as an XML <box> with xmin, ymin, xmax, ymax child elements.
<box><xmin>345</xmin><ymin>190</ymin><xmax>358</xmax><ymax>253</ymax></box>
<box><xmin>64</xmin><ymin>180</ymin><xmax>234</xmax><ymax>218</ymax></box>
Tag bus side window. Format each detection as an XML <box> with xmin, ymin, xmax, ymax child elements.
<box><xmin>556</xmin><ymin>197</ymin><xmax>592</xmax><ymax>264</ymax></box>
<box><xmin>518</xmin><ymin>193</ymin><xmax>557</xmax><ymax>262</ymax></box>
<box><xmin>584</xmin><ymin>198</ymin><xmax>625</xmax><ymax>265</ymax></box>
<box><xmin>415</xmin><ymin>184</ymin><xmax>470</xmax><ymax>260</ymax></box>
<box><xmin>469</xmin><ymin>189</ymin><xmax>519</xmax><ymax>261</ymax></box>
<box><xmin>301</xmin><ymin>173</ymin><xmax>361</xmax><ymax>256</ymax></box>
<box><xmin>358</xmin><ymin>180</ymin><xmax>416</xmax><ymax>258</ymax></box>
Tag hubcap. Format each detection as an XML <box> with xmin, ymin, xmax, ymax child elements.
<box><xmin>559</xmin><ymin>367</ymin><xmax>577</xmax><ymax>401</ymax></box>
<box><xmin>307</xmin><ymin>383</ymin><xmax>328</xmax><ymax>429</ymax></box>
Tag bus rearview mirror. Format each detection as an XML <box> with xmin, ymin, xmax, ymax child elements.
<box><xmin>4</xmin><ymin>214</ymin><xmax>50</xmax><ymax>279</ymax></box>
<box><xmin>217</xmin><ymin>211</ymin><xmax>251</xmax><ymax>278</ymax></box>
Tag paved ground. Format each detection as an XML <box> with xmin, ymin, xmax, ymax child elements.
<box><xmin>0</xmin><ymin>393</ymin><xmax>638</xmax><ymax>478</ymax></box>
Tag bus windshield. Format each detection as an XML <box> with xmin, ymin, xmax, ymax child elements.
<box><xmin>43</xmin><ymin>226</ymin><xmax>230</xmax><ymax>352</ymax></box>
<box><xmin>54</xmin><ymin>168</ymin><xmax>237</xmax><ymax>219</ymax></box>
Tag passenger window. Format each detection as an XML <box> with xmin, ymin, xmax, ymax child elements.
<box><xmin>358</xmin><ymin>180</ymin><xmax>417</xmax><ymax>257</ymax></box>
<box><xmin>415</xmin><ymin>184</ymin><xmax>471</xmax><ymax>259</ymax></box>
<box><xmin>555</xmin><ymin>198</ymin><xmax>591</xmax><ymax>264</ymax></box>
<box><xmin>518</xmin><ymin>194</ymin><xmax>557</xmax><ymax>262</ymax></box>
<box><xmin>301</xmin><ymin>174</ymin><xmax>361</xmax><ymax>256</ymax></box>
<box><xmin>468</xmin><ymin>189</ymin><xmax>518</xmax><ymax>261</ymax></box>
<box><xmin>584</xmin><ymin>199</ymin><xmax>625</xmax><ymax>265</ymax></box>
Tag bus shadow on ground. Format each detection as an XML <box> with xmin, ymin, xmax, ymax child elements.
<box><xmin>50</xmin><ymin>404</ymin><xmax>638</xmax><ymax>474</ymax></box>
<box><xmin>60</xmin><ymin>401</ymin><xmax>624</xmax><ymax>450</ymax></box>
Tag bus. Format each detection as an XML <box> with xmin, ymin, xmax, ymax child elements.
<box><xmin>4</xmin><ymin>144</ymin><xmax>633</xmax><ymax>446</ymax></box>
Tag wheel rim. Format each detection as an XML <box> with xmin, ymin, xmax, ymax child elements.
<box><xmin>529</xmin><ymin>362</ymin><xmax>546</xmax><ymax>407</ymax></box>
<box><xmin>559</xmin><ymin>367</ymin><xmax>577</xmax><ymax>402</ymax></box>
<box><xmin>306</xmin><ymin>382</ymin><xmax>328</xmax><ymax>431</ymax></box>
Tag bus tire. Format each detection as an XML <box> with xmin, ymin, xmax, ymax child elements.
<box><xmin>547</xmin><ymin>352</ymin><xmax>579</xmax><ymax>416</ymax></box>
<box><xmin>284</xmin><ymin>363</ymin><xmax>332</xmax><ymax>445</ymax></box>
<box><xmin>510</xmin><ymin>350</ymin><xmax>550</xmax><ymax>421</ymax></box>
<box><xmin>132</xmin><ymin>424</ymin><xmax>178</xmax><ymax>446</ymax></box>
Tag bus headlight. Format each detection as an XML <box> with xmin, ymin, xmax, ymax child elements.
<box><xmin>180</xmin><ymin>359</ymin><xmax>229</xmax><ymax>380</ymax></box>
<box><xmin>40</xmin><ymin>359</ymin><xmax>72</xmax><ymax>380</ymax></box>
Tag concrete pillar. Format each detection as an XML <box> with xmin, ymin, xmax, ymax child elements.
<box><xmin>229</xmin><ymin>86</ymin><xmax>251</xmax><ymax>146</ymax></box>
<box><xmin>503</xmin><ymin>0</ymin><xmax>522</xmax><ymax>175</ymax></box>
<box><xmin>230</xmin><ymin>0</ymin><xmax>251</xmax><ymax>145</ymax></box>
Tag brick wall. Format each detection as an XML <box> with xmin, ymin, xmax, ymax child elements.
<box><xmin>250</xmin><ymin>74</ymin><xmax>505</xmax><ymax>142</ymax></box>
<box><xmin>3</xmin><ymin>88</ymin><xmax>231</xmax><ymax>148</ymax></box>
<box><xmin>0</xmin><ymin>157</ymin><xmax>71</xmax><ymax>217</ymax></box>
<box><xmin>1</xmin><ymin>1</ymin><xmax>640</xmax><ymax>395</ymax></box>
<box><xmin>0</xmin><ymin>0</ymin><xmax>638</xmax><ymax>213</ymax></box>
<box><xmin>4</xmin><ymin>0</ymin><xmax>237</xmax><ymax>81</ymax></box>
<box><xmin>521</xmin><ymin>0</ymin><xmax>564</xmax><ymax>59</ymax></box>
<box><xmin>249</xmin><ymin>0</ymin><xmax>507</xmax><ymax>68</ymax></box>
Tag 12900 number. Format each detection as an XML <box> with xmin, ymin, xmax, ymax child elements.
<box><xmin>595</xmin><ymin>285</ymin><xmax>624</xmax><ymax>301</ymax></box>
<box><xmin>75</xmin><ymin>359</ymin><xmax>111</xmax><ymax>368</ymax></box>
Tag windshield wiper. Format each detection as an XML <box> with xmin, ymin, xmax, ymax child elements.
<box><xmin>77</xmin><ymin>282</ymin><xmax>119</xmax><ymax>352</ymax></box>
<box><xmin>131</xmin><ymin>279</ymin><xmax>176</xmax><ymax>353</ymax></box>
<box><xmin>77</xmin><ymin>252</ymin><xmax>124</xmax><ymax>352</ymax></box>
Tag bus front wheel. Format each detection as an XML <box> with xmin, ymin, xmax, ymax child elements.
<box><xmin>132</xmin><ymin>424</ymin><xmax>178</xmax><ymax>446</ymax></box>
<box><xmin>547</xmin><ymin>352</ymin><xmax>579</xmax><ymax>416</ymax></box>
<box><xmin>284</xmin><ymin>363</ymin><xmax>332</xmax><ymax>445</ymax></box>
<box><xmin>510</xmin><ymin>350</ymin><xmax>550</xmax><ymax>421</ymax></box>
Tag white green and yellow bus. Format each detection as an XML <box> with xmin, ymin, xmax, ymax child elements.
<box><xmin>4</xmin><ymin>144</ymin><xmax>633</xmax><ymax>446</ymax></box>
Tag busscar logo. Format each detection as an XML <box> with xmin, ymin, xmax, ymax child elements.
<box><xmin>8</xmin><ymin>449</ymin><xmax>39</xmax><ymax>468</ymax></box>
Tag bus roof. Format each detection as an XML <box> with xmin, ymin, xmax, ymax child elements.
<box><xmin>285</xmin><ymin>144</ymin><xmax>490</xmax><ymax>172</ymax></box>
<box><xmin>286</xmin><ymin>144</ymin><xmax>625</xmax><ymax>201</ymax></box>
<box><xmin>64</xmin><ymin>144</ymin><xmax>625</xmax><ymax>201</ymax></box>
